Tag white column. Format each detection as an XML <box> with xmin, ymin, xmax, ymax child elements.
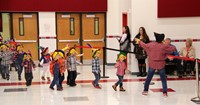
<box><xmin>38</xmin><ymin>12</ymin><xmax>57</xmax><ymax>54</ymax></box>
<box><xmin>106</xmin><ymin>0</ymin><xmax>120</xmax><ymax>64</ymax></box>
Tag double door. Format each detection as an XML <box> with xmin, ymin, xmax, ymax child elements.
<box><xmin>57</xmin><ymin>13</ymin><xmax>105</xmax><ymax>63</ymax></box>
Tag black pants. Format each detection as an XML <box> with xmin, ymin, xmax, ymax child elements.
<box><xmin>69</xmin><ymin>71</ymin><xmax>77</xmax><ymax>86</ymax></box>
<box><xmin>10</xmin><ymin>62</ymin><xmax>17</xmax><ymax>71</ymax></box>
<box><xmin>67</xmin><ymin>70</ymin><xmax>70</xmax><ymax>84</ymax></box>
<box><xmin>59</xmin><ymin>73</ymin><xmax>65</xmax><ymax>88</ymax></box>
<box><xmin>165</xmin><ymin>58</ymin><xmax>183</xmax><ymax>75</ymax></box>
<box><xmin>183</xmin><ymin>60</ymin><xmax>195</xmax><ymax>73</ymax></box>
<box><xmin>1</xmin><ymin>65</ymin><xmax>10</xmax><ymax>79</ymax></box>
<box><xmin>25</xmin><ymin>73</ymin><xmax>33</xmax><ymax>86</ymax></box>
<box><xmin>137</xmin><ymin>59</ymin><xmax>146</xmax><ymax>65</ymax></box>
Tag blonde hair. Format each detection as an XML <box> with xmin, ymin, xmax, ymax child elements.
<box><xmin>117</xmin><ymin>55</ymin><xmax>126</xmax><ymax>61</ymax></box>
<box><xmin>186</xmin><ymin>38</ymin><xmax>192</xmax><ymax>46</ymax></box>
<box><xmin>52</xmin><ymin>52</ymin><xmax>64</xmax><ymax>59</ymax></box>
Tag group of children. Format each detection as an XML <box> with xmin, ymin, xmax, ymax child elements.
<box><xmin>0</xmin><ymin>34</ymin><xmax>128</xmax><ymax>92</ymax></box>
<box><xmin>0</xmin><ymin>36</ymin><xmax>36</xmax><ymax>86</ymax></box>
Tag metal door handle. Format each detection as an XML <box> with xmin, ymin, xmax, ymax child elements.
<box><xmin>83</xmin><ymin>38</ymin><xmax>104</xmax><ymax>42</ymax></box>
<box><xmin>59</xmin><ymin>38</ymin><xmax>80</xmax><ymax>43</ymax></box>
<box><xmin>15</xmin><ymin>40</ymin><xmax>37</xmax><ymax>43</ymax></box>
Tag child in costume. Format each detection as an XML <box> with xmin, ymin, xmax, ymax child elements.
<box><xmin>14</xmin><ymin>44</ymin><xmax>25</xmax><ymax>80</ymax></box>
<box><xmin>39</xmin><ymin>46</ymin><xmax>51</xmax><ymax>81</ymax></box>
<box><xmin>88</xmin><ymin>43</ymin><xmax>101</xmax><ymax>89</ymax></box>
<box><xmin>22</xmin><ymin>51</ymin><xmax>36</xmax><ymax>86</ymax></box>
<box><xmin>112</xmin><ymin>52</ymin><xmax>127</xmax><ymax>92</ymax></box>
<box><xmin>49</xmin><ymin>50</ymin><xmax>66</xmax><ymax>91</ymax></box>
<box><xmin>135</xmin><ymin>32</ymin><xmax>176</xmax><ymax>97</ymax></box>
<box><xmin>9</xmin><ymin>39</ymin><xmax>17</xmax><ymax>71</ymax></box>
<box><xmin>67</xmin><ymin>47</ymin><xmax>82</xmax><ymax>86</ymax></box>
<box><xmin>9</xmin><ymin>39</ymin><xmax>17</xmax><ymax>52</ymax></box>
<box><xmin>0</xmin><ymin>43</ymin><xmax>13</xmax><ymax>80</ymax></box>
<box><xmin>91</xmin><ymin>49</ymin><xmax>101</xmax><ymax>89</ymax></box>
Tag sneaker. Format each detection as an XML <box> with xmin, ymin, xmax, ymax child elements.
<box><xmin>41</xmin><ymin>76</ymin><xmax>45</xmax><ymax>80</ymax></box>
<box><xmin>163</xmin><ymin>93</ymin><xmax>168</xmax><ymax>97</ymax></box>
<box><xmin>69</xmin><ymin>83</ymin><xmax>77</xmax><ymax>87</ymax></box>
<box><xmin>47</xmin><ymin>77</ymin><xmax>51</xmax><ymax>81</ymax></box>
<box><xmin>38</xmin><ymin>64</ymin><xmax>43</xmax><ymax>68</ymax></box>
<box><xmin>57</xmin><ymin>88</ymin><xmax>63</xmax><ymax>91</ymax></box>
<box><xmin>178</xmin><ymin>75</ymin><xmax>183</xmax><ymax>78</ymax></box>
<box><xmin>49</xmin><ymin>87</ymin><xmax>54</xmax><ymax>90</ymax></box>
<box><xmin>142</xmin><ymin>91</ymin><xmax>148</xmax><ymax>95</ymax></box>
<box><xmin>2</xmin><ymin>76</ymin><xmax>6</xmax><ymax>79</ymax></box>
<box><xmin>66</xmin><ymin>81</ymin><xmax>69</xmax><ymax>85</ymax></box>
<box><xmin>95</xmin><ymin>86</ymin><xmax>102</xmax><ymax>89</ymax></box>
<box><xmin>92</xmin><ymin>81</ymin><xmax>95</xmax><ymax>87</ymax></box>
<box><xmin>18</xmin><ymin>76</ymin><xmax>21</xmax><ymax>81</ymax></box>
<box><xmin>26</xmin><ymin>84</ymin><xmax>31</xmax><ymax>86</ymax></box>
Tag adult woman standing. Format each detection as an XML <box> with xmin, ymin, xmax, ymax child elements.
<box><xmin>118</xmin><ymin>26</ymin><xmax>131</xmax><ymax>53</ymax></box>
<box><xmin>133</xmin><ymin>27</ymin><xmax>150</xmax><ymax>77</ymax></box>
<box><xmin>179</xmin><ymin>38</ymin><xmax>195</xmax><ymax>76</ymax></box>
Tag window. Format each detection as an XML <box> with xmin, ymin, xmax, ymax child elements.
<box><xmin>19</xmin><ymin>18</ymin><xmax>24</xmax><ymax>36</ymax></box>
<box><xmin>70</xmin><ymin>18</ymin><xmax>75</xmax><ymax>35</ymax></box>
<box><xmin>94</xmin><ymin>17</ymin><xmax>99</xmax><ymax>35</ymax></box>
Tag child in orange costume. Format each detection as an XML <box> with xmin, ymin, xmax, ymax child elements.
<box><xmin>49</xmin><ymin>50</ymin><xmax>66</xmax><ymax>91</ymax></box>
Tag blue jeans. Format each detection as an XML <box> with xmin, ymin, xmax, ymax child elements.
<box><xmin>116</xmin><ymin>75</ymin><xmax>124</xmax><ymax>87</ymax></box>
<box><xmin>50</xmin><ymin>64</ymin><xmax>61</xmax><ymax>88</ymax></box>
<box><xmin>59</xmin><ymin>73</ymin><xmax>65</xmax><ymax>88</ymax></box>
<box><xmin>16</xmin><ymin>63</ymin><xmax>23</xmax><ymax>77</ymax></box>
<box><xmin>93</xmin><ymin>73</ymin><xmax>100</xmax><ymax>86</ymax></box>
<box><xmin>144</xmin><ymin>67</ymin><xmax>167</xmax><ymax>93</ymax></box>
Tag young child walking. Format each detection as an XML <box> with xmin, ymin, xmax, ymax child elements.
<box><xmin>9</xmin><ymin>39</ymin><xmax>17</xmax><ymax>71</ymax></box>
<box><xmin>0</xmin><ymin>43</ymin><xmax>13</xmax><ymax>80</ymax></box>
<box><xmin>67</xmin><ymin>47</ymin><xmax>82</xmax><ymax>87</ymax></box>
<box><xmin>39</xmin><ymin>46</ymin><xmax>51</xmax><ymax>81</ymax></box>
<box><xmin>14</xmin><ymin>44</ymin><xmax>25</xmax><ymax>80</ymax></box>
<box><xmin>22</xmin><ymin>52</ymin><xmax>36</xmax><ymax>86</ymax></box>
<box><xmin>49</xmin><ymin>50</ymin><xmax>66</xmax><ymax>91</ymax></box>
<box><xmin>89</xmin><ymin>45</ymin><xmax>101</xmax><ymax>89</ymax></box>
<box><xmin>112</xmin><ymin>52</ymin><xmax>127</xmax><ymax>92</ymax></box>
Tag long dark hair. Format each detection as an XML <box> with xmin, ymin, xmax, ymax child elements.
<box><xmin>138</xmin><ymin>27</ymin><xmax>148</xmax><ymax>40</ymax></box>
<box><xmin>124</xmin><ymin>26</ymin><xmax>131</xmax><ymax>41</ymax></box>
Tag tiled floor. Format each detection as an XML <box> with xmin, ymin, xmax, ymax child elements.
<box><xmin>0</xmin><ymin>65</ymin><xmax>199</xmax><ymax>105</ymax></box>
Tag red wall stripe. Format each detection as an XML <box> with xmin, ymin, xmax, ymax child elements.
<box><xmin>39</xmin><ymin>36</ymin><xmax>56</xmax><ymax>39</ymax></box>
<box><xmin>158</xmin><ymin>0</ymin><xmax>200</xmax><ymax>17</ymax></box>
<box><xmin>0</xmin><ymin>0</ymin><xmax>107</xmax><ymax>12</ymax></box>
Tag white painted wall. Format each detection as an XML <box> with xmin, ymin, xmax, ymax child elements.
<box><xmin>38</xmin><ymin>12</ymin><xmax>57</xmax><ymax>54</ymax></box>
<box><xmin>131</xmin><ymin>0</ymin><xmax>200</xmax><ymax>39</ymax></box>
<box><xmin>129</xmin><ymin>0</ymin><xmax>200</xmax><ymax>72</ymax></box>
<box><xmin>106</xmin><ymin>0</ymin><xmax>132</xmax><ymax>64</ymax></box>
